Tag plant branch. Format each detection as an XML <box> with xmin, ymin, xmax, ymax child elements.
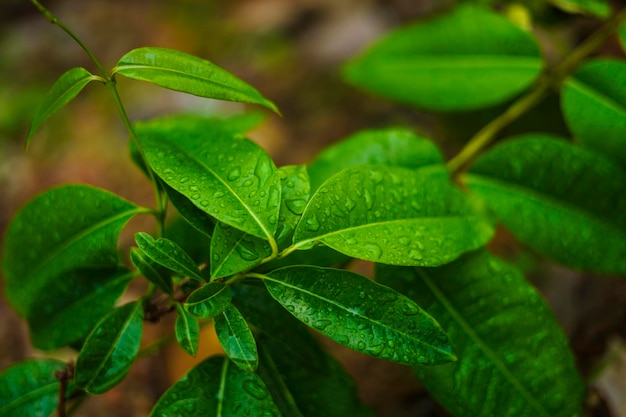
<box><xmin>54</xmin><ymin>361</ymin><xmax>74</xmax><ymax>417</ymax></box>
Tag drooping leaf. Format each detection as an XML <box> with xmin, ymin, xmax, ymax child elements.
<box><xmin>343</xmin><ymin>5</ymin><xmax>542</xmax><ymax>111</ymax></box>
<box><xmin>214</xmin><ymin>305</ymin><xmax>258</xmax><ymax>372</ymax></box>
<box><xmin>293</xmin><ymin>165</ymin><xmax>493</xmax><ymax>266</ymax></box>
<box><xmin>264</xmin><ymin>266</ymin><xmax>455</xmax><ymax>365</ymax></box>
<box><xmin>0</xmin><ymin>359</ymin><xmax>66</xmax><ymax>417</ymax></box>
<box><xmin>28</xmin><ymin>267</ymin><xmax>134</xmax><ymax>350</ymax></box>
<box><xmin>113</xmin><ymin>47</ymin><xmax>279</xmax><ymax>113</ymax></box>
<box><xmin>175</xmin><ymin>303</ymin><xmax>200</xmax><ymax>357</ymax></box>
<box><xmin>307</xmin><ymin>127</ymin><xmax>443</xmax><ymax>191</ymax></box>
<box><xmin>75</xmin><ymin>301</ymin><xmax>144</xmax><ymax>394</ymax></box>
<box><xmin>377</xmin><ymin>249</ymin><xmax>584</xmax><ymax>417</ymax></box>
<box><xmin>135</xmin><ymin>116</ymin><xmax>282</xmax><ymax>240</ymax></box>
<box><xmin>465</xmin><ymin>135</ymin><xmax>626</xmax><ymax>274</ymax></box>
<box><xmin>27</xmin><ymin>67</ymin><xmax>97</xmax><ymax>146</ymax></box>
<box><xmin>149</xmin><ymin>355</ymin><xmax>280</xmax><ymax>417</ymax></box>
<box><xmin>562</xmin><ymin>59</ymin><xmax>626</xmax><ymax>166</ymax></box>
<box><xmin>2</xmin><ymin>185</ymin><xmax>145</xmax><ymax>316</ymax></box>
<box><xmin>135</xmin><ymin>232</ymin><xmax>204</xmax><ymax>281</ymax></box>
<box><xmin>164</xmin><ymin>184</ymin><xmax>215</xmax><ymax>239</ymax></box>
<box><xmin>131</xmin><ymin>248</ymin><xmax>173</xmax><ymax>294</ymax></box>
<box><xmin>547</xmin><ymin>0</ymin><xmax>610</xmax><ymax>17</ymax></box>
<box><xmin>184</xmin><ymin>282</ymin><xmax>232</xmax><ymax>319</ymax></box>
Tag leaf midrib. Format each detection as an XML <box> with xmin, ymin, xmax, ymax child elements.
<box><xmin>1</xmin><ymin>382</ymin><xmax>58</xmax><ymax>414</ymax></box>
<box><xmin>220</xmin><ymin>307</ymin><xmax>255</xmax><ymax>369</ymax></box>
<box><xmin>566</xmin><ymin>77</ymin><xmax>626</xmax><ymax>117</ymax></box>
<box><xmin>138</xmin><ymin>234</ymin><xmax>202</xmax><ymax>280</ymax></box>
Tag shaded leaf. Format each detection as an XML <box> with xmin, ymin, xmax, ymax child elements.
<box><xmin>214</xmin><ymin>305</ymin><xmax>258</xmax><ymax>372</ymax></box>
<box><xmin>184</xmin><ymin>282</ymin><xmax>232</xmax><ymax>319</ymax></box>
<box><xmin>2</xmin><ymin>185</ymin><xmax>145</xmax><ymax>316</ymax></box>
<box><xmin>377</xmin><ymin>249</ymin><xmax>584</xmax><ymax>417</ymax></box>
<box><xmin>114</xmin><ymin>48</ymin><xmax>279</xmax><ymax>113</ymax></box>
<box><xmin>343</xmin><ymin>5</ymin><xmax>542</xmax><ymax>111</ymax></box>
<box><xmin>75</xmin><ymin>301</ymin><xmax>144</xmax><ymax>394</ymax></box>
<box><xmin>163</xmin><ymin>216</ymin><xmax>212</xmax><ymax>266</ymax></box>
<box><xmin>275</xmin><ymin>165</ymin><xmax>311</xmax><ymax>249</ymax></box>
<box><xmin>264</xmin><ymin>266</ymin><xmax>455</xmax><ymax>365</ymax></box>
<box><xmin>294</xmin><ymin>165</ymin><xmax>493</xmax><ymax>266</ymax></box>
<box><xmin>547</xmin><ymin>0</ymin><xmax>610</xmax><ymax>17</ymax></box>
<box><xmin>257</xmin><ymin>243</ymin><xmax>351</xmax><ymax>273</ymax></box>
<box><xmin>149</xmin><ymin>355</ymin><xmax>280</xmax><ymax>417</ymax></box>
<box><xmin>175</xmin><ymin>304</ymin><xmax>199</xmax><ymax>357</ymax></box>
<box><xmin>131</xmin><ymin>248</ymin><xmax>173</xmax><ymax>294</ymax></box>
<box><xmin>135</xmin><ymin>232</ymin><xmax>204</xmax><ymax>281</ymax></box>
<box><xmin>465</xmin><ymin>135</ymin><xmax>626</xmax><ymax>274</ymax></box>
<box><xmin>164</xmin><ymin>184</ymin><xmax>215</xmax><ymax>239</ymax></box>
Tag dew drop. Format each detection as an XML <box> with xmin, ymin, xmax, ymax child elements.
<box><xmin>312</xmin><ymin>319</ymin><xmax>332</xmax><ymax>331</ymax></box>
<box><xmin>200</xmin><ymin>200</ymin><xmax>210</xmax><ymax>207</ymax></box>
<box><xmin>402</xmin><ymin>303</ymin><xmax>419</xmax><ymax>316</ymax></box>
<box><xmin>398</xmin><ymin>236</ymin><xmax>411</xmax><ymax>246</ymax></box>
<box><xmin>191</xmin><ymin>193</ymin><xmax>201</xmax><ymax>200</ymax></box>
<box><xmin>285</xmin><ymin>198</ymin><xmax>306</xmax><ymax>215</ymax></box>
<box><xmin>236</xmin><ymin>242</ymin><xmax>259</xmax><ymax>261</ymax></box>
<box><xmin>357</xmin><ymin>341</ymin><xmax>366</xmax><ymax>350</ymax></box>
<box><xmin>213</xmin><ymin>191</ymin><xmax>225</xmax><ymax>198</ymax></box>
<box><xmin>179</xmin><ymin>176</ymin><xmax>189</xmax><ymax>183</ymax></box>
<box><xmin>409</xmin><ymin>250</ymin><xmax>423</xmax><ymax>261</ymax></box>
<box><xmin>304</xmin><ymin>215</ymin><xmax>320</xmax><ymax>231</ymax></box>
<box><xmin>363</xmin><ymin>188</ymin><xmax>373</xmax><ymax>209</ymax></box>
<box><xmin>255</xmin><ymin>157</ymin><xmax>273</xmax><ymax>187</ymax></box>
<box><xmin>344</xmin><ymin>197</ymin><xmax>356</xmax><ymax>212</ymax></box>
<box><xmin>286</xmin><ymin>180</ymin><xmax>295</xmax><ymax>188</ymax></box>
<box><xmin>243</xmin><ymin>179</ymin><xmax>254</xmax><ymax>187</ymax></box>
<box><xmin>363</xmin><ymin>242</ymin><xmax>382</xmax><ymax>260</ymax></box>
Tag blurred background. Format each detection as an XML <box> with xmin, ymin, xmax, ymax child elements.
<box><xmin>2</xmin><ymin>0</ymin><xmax>626</xmax><ymax>416</ymax></box>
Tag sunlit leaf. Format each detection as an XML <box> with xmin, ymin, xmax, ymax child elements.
<box><xmin>135</xmin><ymin>232</ymin><xmax>204</xmax><ymax>281</ymax></box>
<box><xmin>175</xmin><ymin>304</ymin><xmax>199</xmax><ymax>357</ymax></box>
<box><xmin>184</xmin><ymin>282</ymin><xmax>232</xmax><ymax>319</ymax></box>
<box><xmin>214</xmin><ymin>305</ymin><xmax>258</xmax><ymax>372</ymax></box>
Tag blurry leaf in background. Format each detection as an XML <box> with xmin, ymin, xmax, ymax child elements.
<box><xmin>547</xmin><ymin>0</ymin><xmax>610</xmax><ymax>18</ymax></box>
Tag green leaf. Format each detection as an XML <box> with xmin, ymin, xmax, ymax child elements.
<box><xmin>465</xmin><ymin>135</ymin><xmax>626</xmax><ymax>274</ymax></box>
<box><xmin>377</xmin><ymin>250</ymin><xmax>584</xmax><ymax>417</ymax></box>
<box><xmin>175</xmin><ymin>304</ymin><xmax>199</xmax><ymax>357</ymax></box>
<box><xmin>136</xmin><ymin>116</ymin><xmax>282</xmax><ymax>240</ymax></box>
<box><xmin>547</xmin><ymin>0</ymin><xmax>610</xmax><ymax>17</ymax></box>
<box><xmin>164</xmin><ymin>215</ymin><xmax>213</xmax><ymax>264</ymax></box>
<box><xmin>293</xmin><ymin>166</ymin><xmax>493</xmax><ymax>266</ymax></box>
<box><xmin>562</xmin><ymin>59</ymin><xmax>626</xmax><ymax>166</ymax></box>
<box><xmin>2</xmin><ymin>185</ymin><xmax>144</xmax><ymax>316</ymax></box>
<box><xmin>27</xmin><ymin>67</ymin><xmax>96</xmax><ymax>146</ymax></box>
<box><xmin>214</xmin><ymin>305</ymin><xmax>258</xmax><ymax>372</ymax></box>
<box><xmin>164</xmin><ymin>184</ymin><xmax>215</xmax><ymax>239</ymax></box>
<box><xmin>184</xmin><ymin>282</ymin><xmax>232</xmax><ymax>319</ymax></box>
<box><xmin>275</xmin><ymin>165</ymin><xmax>311</xmax><ymax>248</ymax></box>
<box><xmin>308</xmin><ymin>127</ymin><xmax>443</xmax><ymax>192</ymax></box>
<box><xmin>264</xmin><ymin>266</ymin><xmax>455</xmax><ymax>365</ymax></box>
<box><xmin>131</xmin><ymin>248</ymin><xmax>173</xmax><ymax>294</ymax></box>
<box><xmin>135</xmin><ymin>232</ymin><xmax>204</xmax><ymax>281</ymax></box>
<box><xmin>343</xmin><ymin>5</ymin><xmax>542</xmax><ymax>111</ymax></box>
<box><xmin>149</xmin><ymin>355</ymin><xmax>280</xmax><ymax>417</ymax></box>
<box><xmin>0</xmin><ymin>359</ymin><xmax>65</xmax><ymax>417</ymax></box>
<box><xmin>257</xmin><ymin>243</ymin><xmax>351</xmax><ymax>273</ymax></box>
<box><xmin>113</xmin><ymin>47</ymin><xmax>279</xmax><ymax>113</ymax></box>
<box><xmin>28</xmin><ymin>267</ymin><xmax>133</xmax><ymax>350</ymax></box>
<box><xmin>75</xmin><ymin>301</ymin><xmax>144</xmax><ymax>394</ymax></box>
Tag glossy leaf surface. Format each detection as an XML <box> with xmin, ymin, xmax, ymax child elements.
<box><xmin>114</xmin><ymin>47</ymin><xmax>278</xmax><ymax>113</ymax></box>
<box><xmin>294</xmin><ymin>166</ymin><xmax>493</xmax><ymax>266</ymax></box>
<box><xmin>149</xmin><ymin>355</ymin><xmax>280</xmax><ymax>417</ymax></box>
<box><xmin>548</xmin><ymin>0</ymin><xmax>610</xmax><ymax>17</ymax></box>
<box><xmin>131</xmin><ymin>248</ymin><xmax>173</xmax><ymax>294</ymax></box>
<box><xmin>275</xmin><ymin>165</ymin><xmax>311</xmax><ymax>248</ymax></box>
<box><xmin>264</xmin><ymin>266</ymin><xmax>455</xmax><ymax>365</ymax></box>
<box><xmin>28</xmin><ymin>267</ymin><xmax>133</xmax><ymax>350</ymax></box>
<box><xmin>465</xmin><ymin>135</ymin><xmax>626</xmax><ymax>274</ymax></box>
<box><xmin>562</xmin><ymin>59</ymin><xmax>626</xmax><ymax>166</ymax></box>
<box><xmin>136</xmin><ymin>116</ymin><xmax>281</xmax><ymax>240</ymax></box>
<box><xmin>0</xmin><ymin>359</ymin><xmax>65</xmax><ymax>417</ymax></box>
<box><xmin>308</xmin><ymin>127</ymin><xmax>443</xmax><ymax>191</ymax></box>
<box><xmin>184</xmin><ymin>282</ymin><xmax>232</xmax><ymax>319</ymax></box>
<box><xmin>377</xmin><ymin>250</ymin><xmax>584</xmax><ymax>417</ymax></box>
<box><xmin>214</xmin><ymin>305</ymin><xmax>258</xmax><ymax>372</ymax></box>
<box><xmin>343</xmin><ymin>5</ymin><xmax>542</xmax><ymax>111</ymax></box>
<box><xmin>135</xmin><ymin>232</ymin><xmax>204</xmax><ymax>281</ymax></box>
<box><xmin>2</xmin><ymin>185</ymin><xmax>143</xmax><ymax>316</ymax></box>
<box><xmin>175</xmin><ymin>304</ymin><xmax>200</xmax><ymax>357</ymax></box>
<box><xmin>27</xmin><ymin>67</ymin><xmax>96</xmax><ymax>145</ymax></box>
<box><xmin>75</xmin><ymin>301</ymin><xmax>144</xmax><ymax>394</ymax></box>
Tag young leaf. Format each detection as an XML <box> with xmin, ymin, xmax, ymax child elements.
<box><xmin>113</xmin><ymin>47</ymin><xmax>279</xmax><ymax>113</ymax></box>
<box><xmin>307</xmin><ymin>127</ymin><xmax>443</xmax><ymax>191</ymax></box>
<box><xmin>135</xmin><ymin>116</ymin><xmax>282</xmax><ymax>240</ymax></box>
<box><xmin>175</xmin><ymin>304</ymin><xmax>200</xmax><ymax>357</ymax></box>
<box><xmin>465</xmin><ymin>135</ymin><xmax>626</xmax><ymax>274</ymax></box>
<box><xmin>27</xmin><ymin>67</ymin><xmax>97</xmax><ymax>146</ymax></box>
<box><xmin>28</xmin><ymin>267</ymin><xmax>134</xmax><ymax>350</ymax></box>
<box><xmin>264</xmin><ymin>266</ymin><xmax>455</xmax><ymax>365</ymax></box>
<box><xmin>293</xmin><ymin>166</ymin><xmax>493</xmax><ymax>266</ymax></box>
<box><xmin>210</xmin><ymin>222</ymin><xmax>272</xmax><ymax>278</ymax></box>
<box><xmin>149</xmin><ymin>355</ymin><xmax>280</xmax><ymax>417</ymax></box>
<box><xmin>0</xmin><ymin>359</ymin><xmax>66</xmax><ymax>417</ymax></box>
<box><xmin>377</xmin><ymin>250</ymin><xmax>584</xmax><ymax>417</ymax></box>
<box><xmin>2</xmin><ymin>185</ymin><xmax>145</xmax><ymax>316</ymax></box>
<box><xmin>547</xmin><ymin>0</ymin><xmax>610</xmax><ymax>17</ymax></box>
<box><xmin>214</xmin><ymin>305</ymin><xmax>259</xmax><ymax>372</ymax></box>
<box><xmin>134</xmin><ymin>232</ymin><xmax>204</xmax><ymax>281</ymax></box>
<box><xmin>131</xmin><ymin>248</ymin><xmax>173</xmax><ymax>294</ymax></box>
<box><xmin>561</xmin><ymin>59</ymin><xmax>626</xmax><ymax>166</ymax></box>
<box><xmin>75</xmin><ymin>301</ymin><xmax>144</xmax><ymax>394</ymax></box>
<box><xmin>184</xmin><ymin>282</ymin><xmax>232</xmax><ymax>319</ymax></box>
<box><xmin>343</xmin><ymin>5</ymin><xmax>542</xmax><ymax>111</ymax></box>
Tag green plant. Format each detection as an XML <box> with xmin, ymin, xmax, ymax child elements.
<box><xmin>2</xmin><ymin>0</ymin><xmax>626</xmax><ymax>416</ymax></box>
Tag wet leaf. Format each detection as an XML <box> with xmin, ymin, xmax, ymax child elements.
<box><xmin>547</xmin><ymin>0</ymin><xmax>610</xmax><ymax>17</ymax></box>
<box><xmin>214</xmin><ymin>305</ymin><xmax>258</xmax><ymax>372</ymax></box>
<box><xmin>75</xmin><ymin>301</ymin><xmax>144</xmax><ymax>394</ymax></box>
<box><xmin>257</xmin><ymin>243</ymin><xmax>351</xmax><ymax>273</ymax></box>
<box><xmin>293</xmin><ymin>166</ymin><xmax>493</xmax><ymax>266</ymax></box>
<box><xmin>307</xmin><ymin>127</ymin><xmax>443</xmax><ymax>191</ymax></box>
<box><xmin>114</xmin><ymin>48</ymin><xmax>279</xmax><ymax>113</ymax></box>
<box><xmin>2</xmin><ymin>185</ymin><xmax>145</xmax><ymax>316</ymax></box>
<box><xmin>264</xmin><ymin>266</ymin><xmax>455</xmax><ymax>365</ymax></box>
<box><xmin>377</xmin><ymin>250</ymin><xmax>584</xmax><ymax>417</ymax></box>
<box><xmin>0</xmin><ymin>359</ymin><xmax>66</xmax><ymax>417</ymax></box>
<box><xmin>135</xmin><ymin>232</ymin><xmax>204</xmax><ymax>281</ymax></box>
<box><xmin>149</xmin><ymin>355</ymin><xmax>280</xmax><ymax>417</ymax></box>
<box><xmin>164</xmin><ymin>184</ymin><xmax>215</xmax><ymax>239</ymax></box>
<box><xmin>131</xmin><ymin>248</ymin><xmax>173</xmax><ymax>294</ymax></box>
<box><xmin>343</xmin><ymin>5</ymin><xmax>542</xmax><ymax>111</ymax></box>
<box><xmin>184</xmin><ymin>282</ymin><xmax>232</xmax><ymax>319</ymax></box>
<box><xmin>175</xmin><ymin>304</ymin><xmax>199</xmax><ymax>357</ymax></box>
<box><xmin>164</xmin><ymin>216</ymin><xmax>212</xmax><ymax>265</ymax></box>
<box><xmin>465</xmin><ymin>135</ymin><xmax>626</xmax><ymax>274</ymax></box>
<box><xmin>275</xmin><ymin>165</ymin><xmax>311</xmax><ymax>249</ymax></box>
